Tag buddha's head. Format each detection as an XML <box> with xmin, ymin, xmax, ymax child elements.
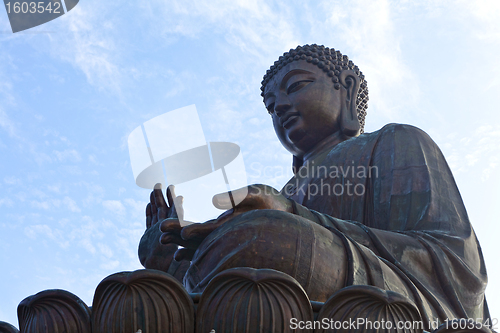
<box><xmin>261</xmin><ymin>44</ymin><xmax>368</xmax><ymax>160</ymax></box>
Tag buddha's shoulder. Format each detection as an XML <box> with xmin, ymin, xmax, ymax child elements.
<box><xmin>331</xmin><ymin>124</ymin><xmax>437</xmax><ymax>156</ymax></box>
<box><xmin>364</xmin><ymin>123</ymin><xmax>434</xmax><ymax>143</ymax></box>
<box><xmin>343</xmin><ymin>123</ymin><xmax>438</xmax><ymax>155</ymax></box>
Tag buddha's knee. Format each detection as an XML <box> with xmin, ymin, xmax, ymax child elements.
<box><xmin>185</xmin><ymin>209</ymin><xmax>346</xmax><ymax>301</ymax></box>
<box><xmin>195</xmin><ymin>209</ymin><xmax>323</xmax><ymax>262</ymax></box>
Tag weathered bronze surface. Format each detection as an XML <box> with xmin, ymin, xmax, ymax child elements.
<box><xmin>196</xmin><ymin>267</ymin><xmax>313</xmax><ymax>332</ymax></box>
<box><xmin>91</xmin><ymin>269</ymin><xmax>195</xmax><ymax>333</ymax></box>
<box><xmin>139</xmin><ymin>44</ymin><xmax>491</xmax><ymax>331</ymax></box>
<box><xmin>316</xmin><ymin>285</ymin><xmax>424</xmax><ymax>333</ymax></box>
<box><xmin>17</xmin><ymin>289</ymin><xmax>91</xmax><ymax>333</ymax></box>
<box><xmin>14</xmin><ymin>268</ymin><xmax>494</xmax><ymax>332</ymax></box>
<box><xmin>0</xmin><ymin>321</ymin><xmax>19</xmax><ymax>333</ymax></box>
<box><xmin>6</xmin><ymin>44</ymin><xmax>491</xmax><ymax>332</ymax></box>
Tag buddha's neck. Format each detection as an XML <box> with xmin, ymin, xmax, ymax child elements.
<box><xmin>302</xmin><ymin>131</ymin><xmax>345</xmax><ymax>165</ymax></box>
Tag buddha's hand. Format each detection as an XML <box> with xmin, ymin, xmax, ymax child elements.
<box><xmin>152</xmin><ymin>185</ymin><xmax>200</xmax><ymax>258</ymax></box>
<box><xmin>146</xmin><ymin>184</ymin><xmax>183</xmax><ymax>229</ymax></box>
<box><xmin>213</xmin><ymin>184</ymin><xmax>293</xmax><ymax>223</ymax></box>
<box><xmin>169</xmin><ymin>184</ymin><xmax>293</xmax><ymax>261</ymax></box>
<box><xmin>139</xmin><ymin>184</ymin><xmax>190</xmax><ymax>278</ymax></box>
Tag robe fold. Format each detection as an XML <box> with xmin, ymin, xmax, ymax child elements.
<box><xmin>284</xmin><ymin>123</ymin><xmax>488</xmax><ymax>323</ymax></box>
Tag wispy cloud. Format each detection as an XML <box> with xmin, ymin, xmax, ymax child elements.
<box><xmin>24</xmin><ymin>224</ymin><xmax>70</xmax><ymax>248</ymax></box>
<box><xmin>441</xmin><ymin>125</ymin><xmax>500</xmax><ymax>182</ymax></box>
<box><xmin>318</xmin><ymin>0</ymin><xmax>419</xmax><ymax>121</ymax></box>
<box><xmin>53</xmin><ymin>149</ymin><xmax>82</xmax><ymax>163</ymax></box>
<box><xmin>462</xmin><ymin>0</ymin><xmax>500</xmax><ymax>42</ymax></box>
<box><xmin>0</xmin><ymin>108</ymin><xmax>17</xmax><ymax>139</ymax></box>
<box><xmin>29</xmin><ymin>196</ymin><xmax>81</xmax><ymax>213</ymax></box>
<box><xmin>0</xmin><ymin>60</ymin><xmax>19</xmax><ymax>140</ymax></box>
<box><xmin>100</xmin><ymin>260</ymin><xmax>119</xmax><ymax>270</ymax></box>
<box><xmin>64</xmin><ymin>196</ymin><xmax>81</xmax><ymax>213</ymax></box>
<box><xmin>142</xmin><ymin>0</ymin><xmax>299</xmax><ymax>63</ymax></box>
<box><xmin>0</xmin><ymin>198</ymin><xmax>14</xmax><ymax>207</ymax></box>
<box><xmin>97</xmin><ymin>243</ymin><xmax>114</xmax><ymax>258</ymax></box>
<box><xmin>46</xmin><ymin>3</ymin><xmax>124</xmax><ymax>96</ymax></box>
<box><xmin>102</xmin><ymin>200</ymin><xmax>126</xmax><ymax>216</ymax></box>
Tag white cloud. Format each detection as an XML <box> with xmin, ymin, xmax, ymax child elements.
<box><xmin>88</xmin><ymin>155</ymin><xmax>98</xmax><ymax>164</ymax></box>
<box><xmin>23</xmin><ymin>223</ymin><xmax>74</xmax><ymax>248</ymax></box>
<box><xmin>80</xmin><ymin>238</ymin><xmax>96</xmax><ymax>254</ymax></box>
<box><xmin>98</xmin><ymin>243</ymin><xmax>114</xmax><ymax>259</ymax></box>
<box><xmin>46</xmin><ymin>3</ymin><xmax>124</xmax><ymax>96</ymax></box>
<box><xmin>0</xmin><ymin>108</ymin><xmax>17</xmax><ymax>138</ymax></box>
<box><xmin>47</xmin><ymin>185</ymin><xmax>61</xmax><ymax>193</ymax></box>
<box><xmin>81</xmin><ymin>182</ymin><xmax>105</xmax><ymax>206</ymax></box>
<box><xmin>100</xmin><ymin>260</ymin><xmax>120</xmax><ymax>271</ymax></box>
<box><xmin>124</xmin><ymin>198</ymin><xmax>146</xmax><ymax>218</ymax></box>
<box><xmin>163</xmin><ymin>71</ymin><xmax>195</xmax><ymax>98</ymax></box>
<box><xmin>3</xmin><ymin>176</ymin><xmax>20</xmax><ymax>185</ymax></box>
<box><xmin>465</xmin><ymin>0</ymin><xmax>500</xmax><ymax>41</ymax></box>
<box><xmin>53</xmin><ymin>149</ymin><xmax>82</xmax><ymax>163</ymax></box>
<box><xmin>319</xmin><ymin>0</ymin><xmax>419</xmax><ymax>121</ymax></box>
<box><xmin>0</xmin><ymin>198</ymin><xmax>14</xmax><ymax>207</ymax></box>
<box><xmin>0</xmin><ymin>67</ymin><xmax>19</xmax><ymax>140</ymax></box>
<box><xmin>102</xmin><ymin>200</ymin><xmax>126</xmax><ymax>216</ymax></box>
<box><xmin>27</xmin><ymin>195</ymin><xmax>81</xmax><ymax>213</ymax></box>
<box><xmin>63</xmin><ymin>196</ymin><xmax>81</xmax><ymax>213</ymax></box>
<box><xmin>142</xmin><ymin>0</ymin><xmax>299</xmax><ymax>63</ymax></box>
<box><xmin>69</xmin><ymin>216</ymin><xmax>109</xmax><ymax>254</ymax></box>
<box><xmin>30</xmin><ymin>201</ymin><xmax>51</xmax><ymax>210</ymax></box>
<box><xmin>439</xmin><ymin>125</ymin><xmax>500</xmax><ymax>182</ymax></box>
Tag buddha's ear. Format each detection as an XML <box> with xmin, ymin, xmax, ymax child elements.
<box><xmin>339</xmin><ymin>70</ymin><xmax>361</xmax><ymax>137</ymax></box>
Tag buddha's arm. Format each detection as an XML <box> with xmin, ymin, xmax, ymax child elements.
<box><xmin>287</xmin><ymin>124</ymin><xmax>488</xmax><ymax>321</ymax></box>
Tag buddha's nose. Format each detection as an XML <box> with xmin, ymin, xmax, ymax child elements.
<box><xmin>274</xmin><ymin>93</ymin><xmax>291</xmax><ymax>117</ymax></box>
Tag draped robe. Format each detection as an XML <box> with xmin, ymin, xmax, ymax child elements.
<box><xmin>284</xmin><ymin>123</ymin><xmax>489</xmax><ymax>322</ymax></box>
<box><xmin>183</xmin><ymin>123</ymin><xmax>489</xmax><ymax>325</ymax></box>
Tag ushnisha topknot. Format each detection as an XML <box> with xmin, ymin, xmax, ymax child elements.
<box><xmin>261</xmin><ymin>44</ymin><xmax>369</xmax><ymax>133</ymax></box>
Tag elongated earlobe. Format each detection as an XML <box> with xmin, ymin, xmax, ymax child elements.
<box><xmin>339</xmin><ymin>70</ymin><xmax>361</xmax><ymax>137</ymax></box>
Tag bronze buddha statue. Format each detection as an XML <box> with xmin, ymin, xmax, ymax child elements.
<box><xmin>138</xmin><ymin>44</ymin><xmax>490</xmax><ymax>330</ymax></box>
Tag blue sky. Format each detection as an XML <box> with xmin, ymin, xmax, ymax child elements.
<box><xmin>1</xmin><ymin>0</ymin><xmax>499</xmax><ymax>327</ymax></box>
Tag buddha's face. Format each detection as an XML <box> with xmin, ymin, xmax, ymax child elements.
<box><xmin>263</xmin><ymin>60</ymin><xmax>342</xmax><ymax>157</ymax></box>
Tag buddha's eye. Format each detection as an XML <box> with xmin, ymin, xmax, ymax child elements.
<box><xmin>266</xmin><ymin>102</ymin><xmax>275</xmax><ymax>114</ymax></box>
<box><xmin>287</xmin><ymin>80</ymin><xmax>313</xmax><ymax>94</ymax></box>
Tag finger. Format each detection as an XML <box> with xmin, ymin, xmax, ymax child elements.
<box><xmin>154</xmin><ymin>183</ymin><xmax>167</xmax><ymax>208</ymax></box>
<box><xmin>181</xmin><ymin>219</ymin><xmax>222</xmax><ymax>241</ymax></box>
<box><xmin>153</xmin><ymin>184</ymin><xmax>168</xmax><ymax>220</ymax></box>
<box><xmin>172</xmin><ymin>195</ymin><xmax>184</xmax><ymax>220</ymax></box>
<box><xmin>217</xmin><ymin>208</ymin><xmax>234</xmax><ymax>221</ymax></box>
<box><xmin>212</xmin><ymin>189</ymin><xmax>239</xmax><ymax>210</ymax></box>
<box><xmin>146</xmin><ymin>203</ymin><xmax>153</xmax><ymax>229</ymax></box>
<box><xmin>215</xmin><ymin>207</ymin><xmax>253</xmax><ymax>225</ymax></box>
<box><xmin>166</xmin><ymin>185</ymin><xmax>177</xmax><ymax>208</ymax></box>
<box><xmin>159</xmin><ymin>218</ymin><xmax>182</xmax><ymax>233</ymax></box>
<box><xmin>213</xmin><ymin>184</ymin><xmax>265</xmax><ymax>210</ymax></box>
<box><xmin>159</xmin><ymin>232</ymin><xmax>185</xmax><ymax>246</ymax></box>
<box><xmin>150</xmin><ymin>190</ymin><xmax>158</xmax><ymax>225</ymax></box>
<box><xmin>160</xmin><ymin>232</ymin><xmax>199</xmax><ymax>248</ymax></box>
<box><xmin>174</xmin><ymin>248</ymin><xmax>197</xmax><ymax>261</ymax></box>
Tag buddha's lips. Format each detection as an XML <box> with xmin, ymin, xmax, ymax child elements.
<box><xmin>281</xmin><ymin>112</ymin><xmax>300</xmax><ymax>128</ymax></box>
